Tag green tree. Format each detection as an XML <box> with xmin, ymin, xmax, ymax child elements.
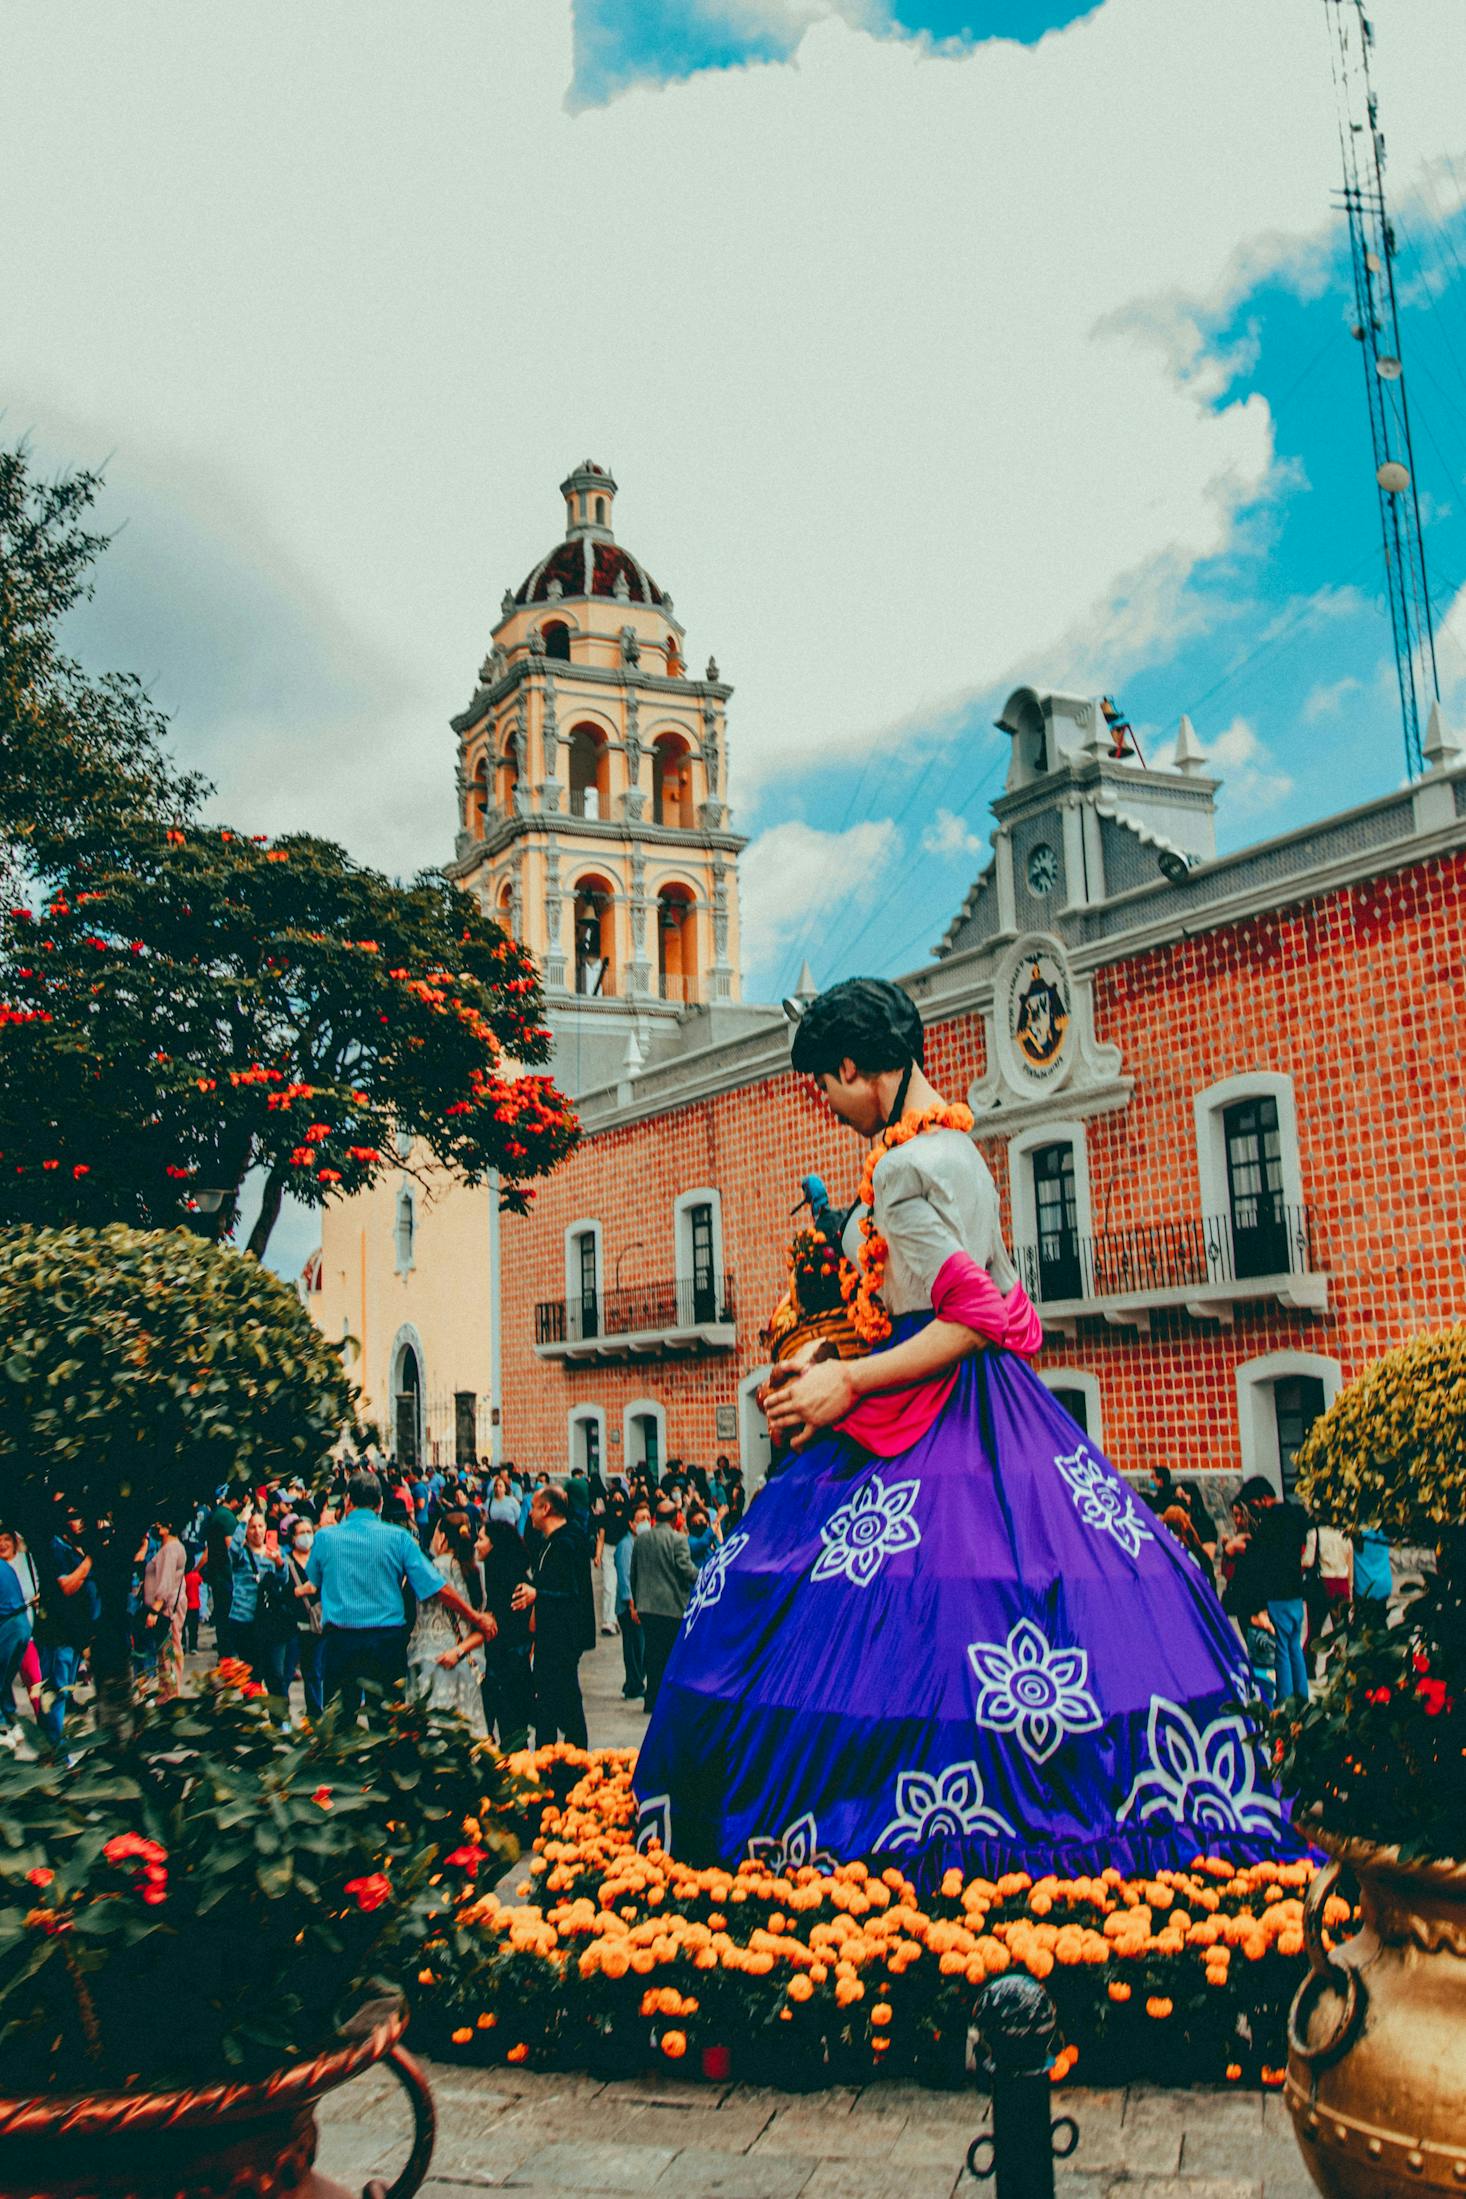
<box><xmin>0</xmin><ymin>1223</ymin><xmax>360</xmax><ymax>1720</ymax></box>
<box><xmin>1</xmin><ymin>825</ymin><xmax>578</xmax><ymax>1256</ymax></box>
<box><xmin>0</xmin><ymin>446</ymin><xmax>203</xmax><ymax>880</ymax></box>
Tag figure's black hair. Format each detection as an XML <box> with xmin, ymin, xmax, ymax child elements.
<box><xmin>789</xmin><ymin>977</ymin><xmax>925</xmax><ymax>1078</ymax></box>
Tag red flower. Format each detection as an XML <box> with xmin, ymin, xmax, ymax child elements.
<box><xmin>312</xmin><ymin>1787</ymin><xmax>333</xmax><ymax>1810</ymax></box>
<box><xmin>26</xmin><ymin>1867</ymin><xmax>54</xmax><ymax>1888</ymax></box>
<box><xmin>1365</xmin><ymin>1686</ymin><xmax>1392</xmax><ymax>1707</ymax></box>
<box><xmin>1418</xmin><ymin>1678</ymin><xmax>1451</xmax><ymax>1718</ymax></box>
<box><xmin>72</xmin><ymin>1164</ymin><xmax>90</xmax><ymax>1179</ymax></box>
<box><xmin>1413</xmin><ymin>1651</ymin><xmax>1431</xmax><ymax>1677</ymax></box>
<box><xmin>104</xmin><ymin>1834</ymin><xmax>169</xmax><ymax>1866</ymax></box>
<box><xmin>344</xmin><ymin>1873</ymin><xmax>392</xmax><ymax>1913</ymax></box>
<box><xmin>444</xmin><ymin>1845</ymin><xmax>484</xmax><ymax>1876</ymax></box>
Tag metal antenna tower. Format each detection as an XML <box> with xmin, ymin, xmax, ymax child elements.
<box><xmin>1325</xmin><ymin>0</ymin><xmax>1440</xmax><ymax>779</ymax></box>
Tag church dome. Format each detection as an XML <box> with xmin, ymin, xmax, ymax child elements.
<box><xmin>510</xmin><ymin>462</ymin><xmax>670</xmax><ymax>612</ymax></box>
<box><xmin>513</xmin><ymin>534</ymin><xmax>666</xmax><ymax>608</ymax></box>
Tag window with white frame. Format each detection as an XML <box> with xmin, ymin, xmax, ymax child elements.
<box><xmin>673</xmin><ymin>1188</ymin><xmax>724</xmax><ymax>1325</ymax></box>
<box><xmin>1036</xmin><ymin>1368</ymin><xmax>1102</xmax><ymax>1445</ymax></box>
<box><xmin>623</xmin><ymin>1399</ymin><xmax>667</xmax><ymax>1480</ymax></box>
<box><xmin>564</xmin><ymin>1220</ymin><xmax>603</xmax><ymax>1341</ymax></box>
<box><xmin>568</xmin><ymin>1405</ymin><xmax>606</xmax><ymax>1479</ymax></box>
<box><xmin>1235</xmin><ymin>1351</ymin><xmax>1341</xmax><ymax>1495</ymax></box>
<box><xmin>1194</xmin><ymin>1074</ymin><xmax>1304</xmax><ymax>1281</ymax></box>
<box><xmin>1007</xmin><ymin>1124</ymin><xmax>1092</xmax><ymax>1303</ymax></box>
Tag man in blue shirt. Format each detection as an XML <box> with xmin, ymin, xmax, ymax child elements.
<box><xmin>307</xmin><ymin>1469</ymin><xmax>490</xmax><ymax>1718</ymax></box>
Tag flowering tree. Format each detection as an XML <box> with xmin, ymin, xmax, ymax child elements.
<box><xmin>1</xmin><ymin>444</ymin><xmax>577</xmax><ymax>1255</ymax></box>
<box><xmin>0</xmin><ymin>825</ymin><xmax>578</xmax><ymax>1255</ymax></box>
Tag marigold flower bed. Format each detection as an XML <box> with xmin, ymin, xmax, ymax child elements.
<box><xmin>412</xmin><ymin>1748</ymin><xmax>1341</xmax><ymax>2091</ymax></box>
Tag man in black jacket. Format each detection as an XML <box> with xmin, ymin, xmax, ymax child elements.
<box><xmin>511</xmin><ymin>1484</ymin><xmax>594</xmax><ymax>1746</ymax></box>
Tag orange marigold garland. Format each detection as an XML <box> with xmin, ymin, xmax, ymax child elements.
<box><xmin>841</xmin><ymin>1103</ymin><xmax>976</xmax><ymax>1344</ymax></box>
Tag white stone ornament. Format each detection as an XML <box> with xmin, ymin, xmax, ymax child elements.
<box><xmin>1052</xmin><ymin>1445</ymin><xmax>1154</xmax><ymax>1559</ymax></box>
<box><xmin>877</xmin><ymin>1762</ymin><xmax>1015</xmax><ymax>1850</ymax></box>
<box><xmin>683</xmin><ymin>1529</ymin><xmax>749</xmax><ymax>1631</ymax></box>
<box><xmin>747</xmin><ymin>1811</ymin><xmax>837</xmax><ymax>1874</ymax></box>
<box><xmin>810</xmin><ymin>1474</ymin><xmax>922</xmax><ymax>1590</ymax></box>
<box><xmin>1119</xmin><ymin>1697</ymin><xmax>1283</xmax><ymax>1837</ymax></box>
<box><xmin>967</xmin><ymin>1617</ymin><xmax>1102</xmax><ymax>1765</ymax></box>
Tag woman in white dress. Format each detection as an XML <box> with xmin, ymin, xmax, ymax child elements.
<box><xmin>406</xmin><ymin>1511</ymin><xmax>488</xmax><ymax>1737</ymax></box>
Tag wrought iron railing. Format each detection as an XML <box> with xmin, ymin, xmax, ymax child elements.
<box><xmin>1012</xmin><ymin>1204</ymin><xmax>1316</xmax><ymax>1307</ymax></box>
<box><xmin>535</xmin><ymin>1269</ymin><xmax>736</xmax><ymax>1346</ymax></box>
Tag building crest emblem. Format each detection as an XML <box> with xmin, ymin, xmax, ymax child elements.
<box><xmin>969</xmin><ymin>933</ymin><xmax>1126</xmax><ymax>1125</ymax></box>
<box><xmin>1011</xmin><ymin>953</ymin><xmax>1070</xmax><ymax>1075</ymax></box>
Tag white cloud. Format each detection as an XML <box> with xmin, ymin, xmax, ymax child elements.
<box><xmin>1210</xmin><ymin>716</ymin><xmax>1294</xmax><ymax>817</ymax></box>
<box><xmin>1302</xmin><ymin>675</ymin><xmax>1362</xmax><ymax>722</ymax></box>
<box><xmin>921</xmin><ymin>808</ymin><xmax>984</xmax><ymax>860</ymax></box>
<box><xmin>2</xmin><ymin>1</ymin><xmax>1466</xmax><ymax>873</ymax></box>
<box><xmin>739</xmin><ymin>818</ymin><xmax>901</xmax><ymax>986</ymax></box>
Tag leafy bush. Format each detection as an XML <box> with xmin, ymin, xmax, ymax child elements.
<box><xmin>0</xmin><ymin>1669</ymin><xmax>519</xmax><ymax>2093</ymax></box>
<box><xmin>0</xmin><ymin>1222</ymin><xmax>356</xmax><ymax>1539</ymax></box>
<box><xmin>1294</xmin><ymin>1326</ymin><xmax>1466</xmax><ymax>1540</ymax></box>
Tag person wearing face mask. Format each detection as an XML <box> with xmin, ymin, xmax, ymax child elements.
<box><xmin>280</xmin><ymin>1516</ymin><xmax>326</xmax><ymax>1718</ymax></box>
<box><xmin>613</xmin><ymin>1501</ymin><xmax>650</xmax><ymax>1701</ymax></box>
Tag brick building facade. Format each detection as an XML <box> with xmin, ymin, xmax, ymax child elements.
<box><xmin>309</xmin><ymin>476</ymin><xmax>1466</xmax><ymax>1497</ymax></box>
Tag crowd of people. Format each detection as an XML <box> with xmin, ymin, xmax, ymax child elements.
<box><xmin>1135</xmin><ymin>1463</ymin><xmax>1396</xmax><ymax>1705</ymax></box>
<box><xmin>0</xmin><ymin>1450</ymin><xmax>749</xmax><ymax>1754</ymax></box>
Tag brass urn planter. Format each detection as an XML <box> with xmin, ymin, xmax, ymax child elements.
<box><xmin>0</xmin><ymin>2000</ymin><xmax>434</xmax><ymax>2199</ymax></box>
<box><xmin>1287</xmin><ymin>1830</ymin><xmax>1466</xmax><ymax>2199</ymax></box>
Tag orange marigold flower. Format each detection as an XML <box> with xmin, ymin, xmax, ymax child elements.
<box><xmin>506</xmin><ymin>2043</ymin><xmax>530</xmax><ymax>2063</ymax></box>
<box><xmin>660</xmin><ymin>2029</ymin><xmax>687</xmax><ymax>2060</ymax></box>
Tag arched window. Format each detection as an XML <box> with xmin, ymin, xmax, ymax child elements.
<box><xmin>573</xmin><ymin>875</ymin><xmax>616</xmax><ymax>997</ymax></box>
<box><xmin>568</xmin><ymin>1406</ymin><xmax>606</xmax><ymax>1478</ymax></box>
<box><xmin>595</xmin><ymin>497</ymin><xmax>606</xmax><ymax>526</ymax></box>
<box><xmin>470</xmin><ymin>755</ymin><xmax>489</xmax><ymax>837</ymax></box>
<box><xmin>568</xmin><ymin>723</ymin><xmax>609</xmax><ymax>820</ymax></box>
<box><xmin>496</xmin><ymin>880</ymin><xmax>515</xmax><ymax>937</ymax></box>
<box><xmin>543</xmin><ymin>620</ymin><xmax>571</xmax><ymax>662</ymax></box>
<box><xmin>394</xmin><ymin>1185</ymin><xmax>416</xmax><ymax>1274</ymax></box>
<box><xmin>651</xmin><ymin>734</ymin><xmax>694</xmax><ymax>829</ymax></box>
<box><xmin>666</xmin><ymin>633</ymin><xmax>685</xmax><ymax>678</ymax></box>
<box><xmin>497</xmin><ymin>731</ymin><xmax>520</xmax><ymax>814</ymax></box>
<box><xmin>657</xmin><ymin>885</ymin><xmax>697</xmax><ymax>1004</ymax></box>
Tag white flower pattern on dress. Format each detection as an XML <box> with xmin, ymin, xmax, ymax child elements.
<box><xmin>635</xmin><ymin>1794</ymin><xmax>672</xmax><ymax>1855</ymax></box>
<box><xmin>810</xmin><ymin>1474</ymin><xmax>922</xmax><ymax>1590</ymax></box>
<box><xmin>684</xmin><ymin>1530</ymin><xmax>749</xmax><ymax>1631</ymax></box>
<box><xmin>876</xmin><ymin>1762</ymin><xmax>1015</xmax><ymax>1850</ymax></box>
<box><xmin>1119</xmin><ymin>1697</ymin><xmax>1284</xmax><ymax>1836</ymax></box>
<box><xmin>747</xmin><ymin>1811</ymin><xmax>838</xmax><ymax>1874</ymax></box>
<box><xmin>1052</xmin><ymin>1445</ymin><xmax>1154</xmax><ymax>1559</ymax></box>
<box><xmin>967</xmin><ymin>1617</ymin><xmax>1102</xmax><ymax>1765</ymax></box>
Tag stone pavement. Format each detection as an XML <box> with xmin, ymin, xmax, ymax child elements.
<box><xmin>316</xmin><ymin>2058</ymin><xmax>1314</xmax><ymax>2199</ymax></box>
<box><xmin>316</xmin><ymin>1635</ymin><xmax>1313</xmax><ymax>2199</ymax></box>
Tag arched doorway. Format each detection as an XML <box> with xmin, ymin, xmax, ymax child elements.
<box><xmin>651</xmin><ymin>735</ymin><xmax>694</xmax><ymax>828</ymax></box>
<box><xmin>394</xmin><ymin>1342</ymin><xmax>423</xmax><ymax>1472</ymax></box>
<box><xmin>657</xmin><ymin>885</ymin><xmax>697</xmax><ymax>1004</ymax></box>
<box><xmin>568</xmin><ymin>723</ymin><xmax>609</xmax><ymax>820</ymax></box>
<box><xmin>573</xmin><ymin>874</ymin><xmax>616</xmax><ymax>996</ymax></box>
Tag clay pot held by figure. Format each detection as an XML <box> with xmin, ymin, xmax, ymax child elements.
<box><xmin>0</xmin><ymin>1999</ymin><xmax>434</xmax><ymax>2199</ymax></box>
<box><xmin>1287</xmin><ymin>1832</ymin><xmax>1466</xmax><ymax>2199</ymax></box>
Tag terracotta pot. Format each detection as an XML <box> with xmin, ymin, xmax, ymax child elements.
<box><xmin>0</xmin><ymin>1998</ymin><xmax>434</xmax><ymax>2199</ymax></box>
<box><xmin>1286</xmin><ymin>1830</ymin><xmax>1466</xmax><ymax>2199</ymax></box>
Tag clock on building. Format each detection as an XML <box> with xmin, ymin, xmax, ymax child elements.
<box><xmin>1027</xmin><ymin>842</ymin><xmax>1058</xmax><ymax>896</ymax></box>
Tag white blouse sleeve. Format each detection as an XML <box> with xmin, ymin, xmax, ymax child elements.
<box><xmin>871</xmin><ymin>1144</ymin><xmax>967</xmax><ymax>1305</ymax></box>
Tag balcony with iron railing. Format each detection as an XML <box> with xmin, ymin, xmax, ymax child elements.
<box><xmin>535</xmin><ymin>1270</ymin><xmax>737</xmax><ymax>1361</ymax></box>
<box><xmin>1013</xmin><ymin>1202</ymin><xmax>1326</xmax><ymax>1332</ymax></box>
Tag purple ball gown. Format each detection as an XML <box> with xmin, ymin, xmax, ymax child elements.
<box><xmin>634</xmin><ymin>1328</ymin><xmax>1301</xmax><ymax>1887</ymax></box>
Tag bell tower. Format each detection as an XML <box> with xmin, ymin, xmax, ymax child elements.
<box><xmin>447</xmin><ymin>467</ymin><xmax>745</xmax><ymax>1031</ymax></box>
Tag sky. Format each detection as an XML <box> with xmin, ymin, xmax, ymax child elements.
<box><xmin>5</xmin><ymin>0</ymin><xmax>1466</xmax><ymax>1271</ymax></box>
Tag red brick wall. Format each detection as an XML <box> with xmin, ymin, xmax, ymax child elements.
<box><xmin>499</xmin><ymin>849</ymin><xmax>1466</xmax><ymax>1476</ymax></box>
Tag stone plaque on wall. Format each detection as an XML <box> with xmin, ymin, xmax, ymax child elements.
<box><xmin>715</xmin><ymin>1405</ymin><xmax>737</xmax><ymax>1442</ymax></box>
